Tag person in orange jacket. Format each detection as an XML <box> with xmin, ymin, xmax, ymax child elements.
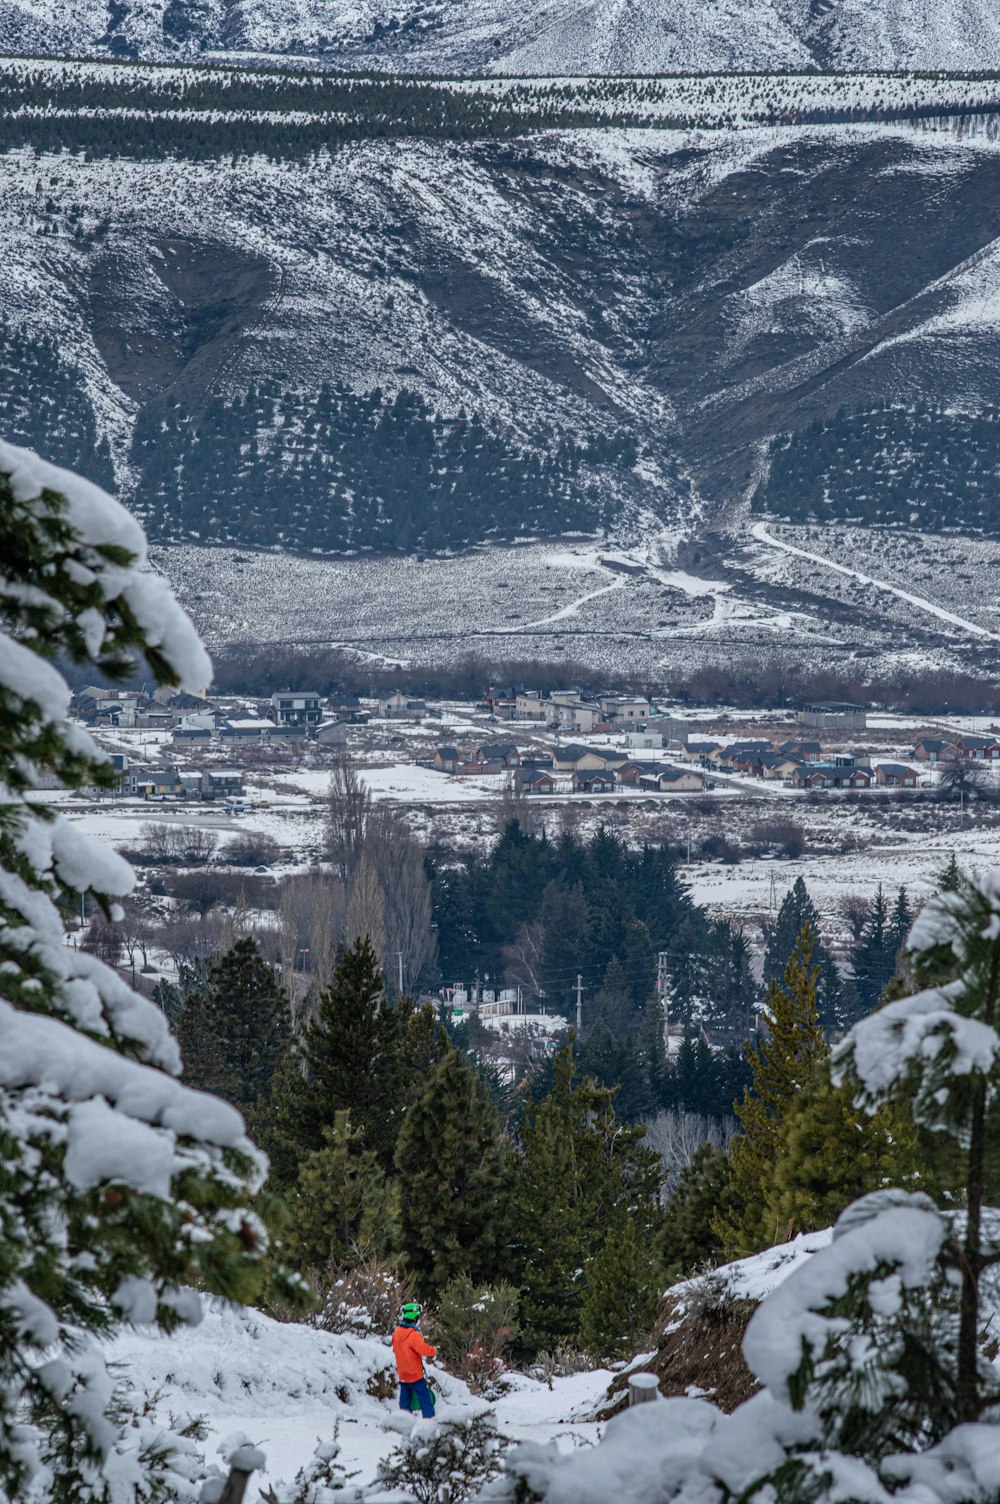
<box><xmin>392</xmin><ymin>1301</ymin><xmax>437</xmax><ymax>1418</ymax></box>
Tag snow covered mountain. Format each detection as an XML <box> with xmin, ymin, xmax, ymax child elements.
<box><xmin>3</xmin><ymin>0</ymin><xmax>1000</xmax><ymax>75</ymax></box>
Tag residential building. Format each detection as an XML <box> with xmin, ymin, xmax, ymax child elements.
<box><xmin>315</xmin><ymin>720</ymin><xmax>348</xmax><ymax>747</ymax></box>
<box><xmin>269</xmin><ymin>690</ymin><xmax>322</xmax><ymax>727</ymax></box>
<box><xmin>515</xmin><ymin>691</ymin><xmax>547</xmax><ymax>721</ymax></box>
<box><xmin>572</xmin><ymin>770</ymin><xmax>615</xmax><ymax>794</ymax></box>
<box><xmin>219</xmin><ymin>718</ymin><xmax>273</xmax><ymax>740</ymax></box>
<box><xmin>913</xmin><ymin>736</ymin><xmax>958</xmax><ymax>763</ymax></box>
<box><xmin>952</xmin><ymin>733</ymin><xmax>1000</xmax><ymax>760</ymax></box>
<box><xmin>379</xmin><ymin>691</ymin><xmax>427</xmax><ymax>721</ymax></box>
<box><xmin>202</xmin><ymin>768</ymin><xmax>244</xmax><ymax>799</ymax></box>
<box><xmin>598</xmin><ymin>694</ymin><xmax>651</xmax><ymax>725</ymax></box>
<box><xmin>433</xmin><ymin>746</ymin><xmax>460</xmax><ymax>773</ymax></box>
<box><xmin>636</xmin><ymin>768</ymin><xmax>704</xmax><ymax>792</ymax></box>
<box><xmin>553</xmin><ymin>700</ymin><xmax>602</xmax><ymax>734</ymax></box>
<box><xmin>626</xmin><ymin>730</ymin><xmax>664</xmax><ymax>751</ymax></box>
<box><xmin>517</xmin><ymin>768</ymin><xmax>557</xmax><ymax>795</ymax></box>
<box><xmin>128</xmin><ymin>767</ymin><xmax>183</xmax><ymax>799</ymax></box>
<box><xmin>876</xmin><ymin>763</ymin><xmax>919</xmax><ymax>788</ymax></box>
<box><xmin>778</xmin><ymin>739</ymin><xmax>823</xmax><ymax>763</ymax></box>
<box><xmin>473</xmin><ymin>744</ymin><xmax>521</xmax><ymax>771</ymax></box>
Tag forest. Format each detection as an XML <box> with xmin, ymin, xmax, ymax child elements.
<box><xmin>758</xmin><ymin>403</ymin><xmax>1000</xmax><ymax>533</ymax></box>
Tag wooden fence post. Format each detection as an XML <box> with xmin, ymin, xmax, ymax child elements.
<box><xmin>628</xmin><ymin>1373</ymin><xmax>660</xmax><ymax>1406</ymax></box>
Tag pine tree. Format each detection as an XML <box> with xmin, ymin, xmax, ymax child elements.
<box><xmin>266</xmin><ymin>936</ymin><xmax>404</xmax><ymax>1182</ymax></box>
<box><xmin>888</xmin><ymin>886</ymin><xmax>913</xmax><ymax>957</ymax></box>
<box><xmin>660</xmin><ymin>1144</ymin><xmax>733</xmax><ymax>1278</ymax></box>
<box><xmin>394</xmin><ymin>1050</ymin><xmax>512</xmax><ymax>1298</ymax></box>
<box><xmin>0</xmin><ymin>445</ymin><xmax>277</xmax><ymax>1501</ymax></box>
<box><xmin>577</xmin><ymin>1020</ymin><xmax>650</xmax><ymax>1122</ymax></box>
<box><xmin>175</xmin><ymin>936</ymin><xmax>290</xmax><ymax>1126</ymax></box>
<box><xmin>714</xmin><ymin>923</ymin><xmax>826</xmax><ymax>1257</ymax></box>
<box><xmin>514</xmin><ymin>1043</ymin><xmax>661</xmax><ymax>1354</ymax></box>
<box><xmin>285</xmin><ymin>1109</ymin><xmax>397</xmax><ymax>1270</ymax></box>
<box><xmin>764</xmin><ymin>877</ymin><xmax>842</xmax><ymax>1029</ymax></box>
<box><xmin>850</xmin><ymin>885</ymin><xmax>897</xmax><ymax>1020</ymax></box>
<box><xmin>764</xmin><ymin>1062</ymin><xmax>925</xmax><ymax>1241</ymax></box>
<box><xmin>579</xmin><ymin>1219</ymin><xmax>661</xmax><ymax>1361</ymax></box>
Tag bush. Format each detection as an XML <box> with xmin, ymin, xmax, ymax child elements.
<box><xmin>133</xmin><ymin>821</ymin><xmax>218</xmax><ymax>866</ymax></box>
<box><xmin>430</xmin><ymin>1276</ymin><xmax>520</xmax><ymax>1397</ymax></box>
<box><xmin>747</xmin><ymin>818</ymin><xmax>806</xmax><ymax>860</ymax></box>
<box><xmin>224</xmin><ymin>831</ymin><xmax>283</xmax><ymax>866</ymax></box>
<box><xmin>377</xmin><ymin>1411</ymin><xmax>510</xmax><ymax>1504</ymax></box>
<box><xmin>699</xmin><ymin>833</ymin><xmax>743</xmax><ymax>865</ymax></box>
<box><xmin>313</xmin><ymin>1252</ymin><xmax>414</xmax><ymax>1338</ymax></box>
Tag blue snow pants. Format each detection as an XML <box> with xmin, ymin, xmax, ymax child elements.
<box><xmin>398</xmin><ymin>1377</ymin><xmax>435</xmax><ymax>1418</ymax></box>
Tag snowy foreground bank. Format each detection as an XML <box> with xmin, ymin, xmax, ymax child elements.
<box><xmin>106</xmin><ymin>1303</ymin><xmax>611</xmax><ymax>1498</ymax></box>
<box><xmin>103</xmin><ymin>1230</ymin><xmax>835</xmax><ymax>1500</ymax></box>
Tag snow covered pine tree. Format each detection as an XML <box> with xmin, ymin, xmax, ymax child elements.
<box><xmin>0</xmin><ymin>442</ymin><xmax>274</xmax><ymax>1503</ymax></box>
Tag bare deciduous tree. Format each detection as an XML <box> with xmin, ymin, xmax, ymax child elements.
<box><xmin>365</xmin><ymin>804</ymin><xmax>436</xmax><ymax>994</ymax></box>
<box><xmin>278</xmin><ymin>869</ymin><xmax>345</xmax><ymax>1003</ymax></box>
<box><xmin>494</xmin><ymin>774</ymin><xmax>540</xmax><ymax>836</ymax></box>
<box><xmin>327</xmin><ymin>756</ymin><xmax>372</xmax><ymax>881</ymax></box>
<box><xmin>345</xmin><ymin>851</ymin><xmax>387</xmax><ymax>962</ymax></box>
<box><xmin>642</xmin><ymin>1110</ymin><xmax>737</xmax><ymax>1200</ymax></box>
<box><xmin>503</xmin><ymin>920</ymin><xmax>545</xmax><ymax>1000</ymax></box>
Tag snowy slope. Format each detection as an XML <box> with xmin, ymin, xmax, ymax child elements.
<box><xmin>105</xmin><ymin>1299</ymin><xmax>610</xmax><ymax>1498</ymax></box>
<box><xmin>4</xmin><ymin>0</ymin><xmax>1000</xmax><ymax>74</ymax></box>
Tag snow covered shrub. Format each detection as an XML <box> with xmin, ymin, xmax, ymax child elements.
<box><xmin>0</xmin><ymin>442</ymin><xmax>279</xmax><ymax>1502</ymax></box>
<box><xmin>313</xmin><ymin>1252</ymin><xmax>414</xmax><ymax>1337</ymax></box>
<box><xmin>377</xmin><ymin>1411</ymin><xmax>510</xmax><ymax>1504</ymax></box>
<box><xmin>430</xmin><ymin>1277</ymin><xmax>520</xmax><ymax>1397</ymax></box>
<box><xmin>259</xmin><ymin>1427</ymin><xmax>361</xmax><ymax>1503</ymax></box>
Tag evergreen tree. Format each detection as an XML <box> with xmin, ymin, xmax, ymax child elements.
<box><xmin>394</xmin><ymin>1050</ymin><xmax>512</xmax><ymax>1298</ymax></box>
<box><xmin>175</xmin><ymin>936</ymin><xmax>290</xmax><ymax>1126</ymax></box>
<box><xmin>266</xmin><ymin>936</ymin><xmax>404</xmax><ymax>1182</ymax></box>
<box><xmin>660</xmin><ymin>1144</ymin><xmax>733</xmax><ymax>1279</ymax></box>
<box><xmin>0</xmin><ymin>446</ymin><xmax>277</xmax><ymax>1500</ymax></box>
<box><xmin>764</xmin><ymin>1062</ymin><xmax>925</xmax><ymax>1241</ymax></box>
<box><xmin>714</xmin><ymin>923</ymin><xmax>826</xmax><ymax>1257</ymax></box>
<box><xmin>850</xmin><ymin>885</ymin><xmax>897</xmax><ymax>1020</ymax></box>
<box><xmin>285</xmin><ymin>1109</ymin><xmax>397</xmax><ymax>1270</ymax></box>
<box><xmin>888</xmin><ymin>885</ymin><xmax>913</xmax><ymax>958</ymax></box>
<box><xmin>579</xmin><ymin>1219</ymin><xmax>661</xmax><ymax>1361</ymax></box>
<box><xmin>514</xmin><ymin>1044</ymin><xmax>661</xmax><ymax>1354</ymax></box>
<box><xmin>577</xmin><ymin>1020</ymin><xmax>649</xmax><ymax>1122</ymax></box>
<box><xmin>764</xmin><ymin>877</ymin><xmax>842</xmax><ymax>1029</ymax></box>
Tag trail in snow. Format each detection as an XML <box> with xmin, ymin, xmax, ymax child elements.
<box><xmin>751</xmin><ymin>522</ymin><xmax>998</xmax><ymax>640</ymax></box>
<box><xmin>514</xmin><ymin>569</ymin><xmax>626</xmax><ymax>629</ymax></box>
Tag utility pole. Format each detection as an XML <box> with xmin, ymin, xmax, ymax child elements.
<box><xmin>575</xmin><ymin>973</ymin><xmax>584</xmax><ymax>1034</ymax></box>
<box><xmin>397</xmin><ymin>950</ymin><xmax>404</xmax><ymax>995</ymax></box>
<box><xmin>657</xmin><ymin>950</ymin><xmax>669</xmax><ymax>1054</ymax></box>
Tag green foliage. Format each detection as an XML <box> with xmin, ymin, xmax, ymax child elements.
<box><xmin>758</xmin><ymin>402</ymin><xmax>1000</xmax><ymax>533</ymax></box>
<box><xmin>513</xmin><ymin>1043</ymin><xmax>662</xmax><ymax>1355</ymax></box>
<box><xmin>715</xmin><ymin>924</ymin><xmax>826</xmax><ymax>1257</ymax></box>
<box><xmin>579</xmin><ymin>1219</ymin><xmax>661</xmax><ymax>1361</ymax></box>
<box><xmin>377</xmin><ymin>1410</ymin><xmax>510</xmax><ymax>1504</ymax></box>
<box><xmin>0</xmin><ymin>448</ymin><xmax>278</xmax><ymax>1500</ymax></box>
<box><xmin>284</xmin><ymin>1110</ymin><xmax>398</xmax><ymax>1271</ymax></box>
<box><xmin>175</xmin><ymin>935</ymin><xmax>291</xmax><ymax>1125</ymax></box>
<box><xmin>764</xmin><ymin>878</ymin><xmax>843</xmax><ymax>1030</ymax></box>
<box><xmin>430</xmin><ymin>1274</ymin><xmax>521</xmax><ymax>1369</ymax></box>
<box><xmin>394</xmin><ymin>1050</ymin><xmax>513</xmax><ymax>1298</ymax></box>
<box><xmin>265</xmin><ymin>936</ymin><xmax>405</xmax><ymax>1181</ymax></box>
<box><xmin>133</xmin><ymin>384</ymin><xmax>629</xmax><ymax>554</ymax></box>
<box><xmin>660</xmin><ymin>1144</ymin><xmax>733</xmax><ymax>1279</ymax></box>
<box><xmin>764</xmin><ymin>1064</ymin><xmax>926</xmax><ymax>1240</ymax></box>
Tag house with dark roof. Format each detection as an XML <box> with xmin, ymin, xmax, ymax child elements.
<box><xmin>876</xmin><ymin>762</ymin><xmax>919</xmax><ymax>788</ymax></box>
<box><xmin>433</xmin><ymin>746</ymin><xmax>461</xmax><ymax>773</ymax></box>
<box><xmin>636</xmin><ymin>767</ymin><xmax>704</xmax><ymax>793</ymax></box>
<box><xmin>517</xmin><ymin>768</ymin><xmax>557</xmax><ymax>795</ymax></box>
<box><xmin>572</xmin><ymin>770</ymin><xmax>616</xmax><ymax>794</ymax></box>
<box><xmin>913</xmin><ymin>736</ymin><xmax>958</xmax><ymax>763</ymax></box>
<box><xmin>473</xmin><ymin>744</ymin><xmax>521</xmax><ymax>771</ymax></box>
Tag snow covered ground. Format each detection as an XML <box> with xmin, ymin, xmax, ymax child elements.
<box><xmin>105</xmin><ymin>1301</ymin><xmax>610</xmax><ymax>1500</ymax></box>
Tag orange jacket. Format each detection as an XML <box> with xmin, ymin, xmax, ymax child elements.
<box><xmin>392</xmin><ymin>1323</ymin><xmax>437</xmax><ymax>1382</ymax></box>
